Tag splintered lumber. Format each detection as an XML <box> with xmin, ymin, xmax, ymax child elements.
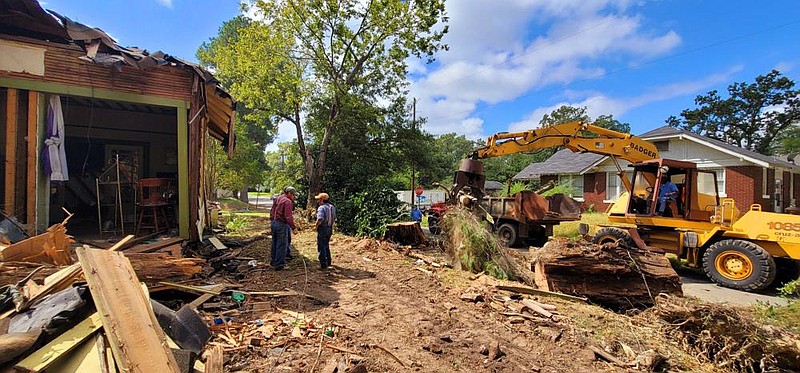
<box><xmin>16</xmin><ymin>313</ymin><xmax>102</xmax><ymax>372</ymax></box>
<box><xmin>203</xmin><ymin>345</ymin><xmax>223</xmax><ymax>373</ymax></box>
<box><xmin>76</xmin><ymin>247</ymin><xmax>180</xmax><ymax>373</ymax></box>
<box><xmin>384</xmin><ymin>222</ymin><xmax>427</xmax><ymax>246</ymax></box>
<box><xmin>123</xmin><ymin>253</ymin><xmax>204</xmax><ymax>283</ymax></box>
<box><xmin>532</xmin><ymin>238</ymin><xmax>682</xmax><ymax>309</ymax></box>
<box><xmin>0</xmin><ymin>223</ymin><xmax>73</xmax><ymax>265</ymax></box>
<box><xmin>0</xmin><ymin>330</ymin><xmax>40</xmax><ymax>364</ymax></box>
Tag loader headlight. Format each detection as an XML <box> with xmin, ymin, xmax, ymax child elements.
<box><xmin>684</xmin><ymin>232</ymin><xmax>698</xmax><ymax>248</ymax></box>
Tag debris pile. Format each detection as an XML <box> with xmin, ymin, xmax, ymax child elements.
<box><xmin>0</xmin><ymin>221</ymin><xmax>220</xmax><ymax>372</ymax></box>
<box><xmin>646</xmin><ymin>295</ymin><xmax>800</xmax><ymax>371</ymax></box>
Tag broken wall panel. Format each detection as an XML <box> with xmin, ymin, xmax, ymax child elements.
<box><xmin>4</xmin><ymin>88</ymin><xmax>31</xmax><ymax>223</ymax></box>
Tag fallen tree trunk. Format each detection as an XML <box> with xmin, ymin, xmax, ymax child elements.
<box><xmin>532</xmin><ymin>238</ymin><xmax>682</xmax><ymax>310</ymax></box>
<box><xmin>123</xmin><ymin>253</ymin><xmax>204</xmax><ymax>284</ymax></box>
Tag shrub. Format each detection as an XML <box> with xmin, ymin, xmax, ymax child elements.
<box><xmin>441</xmin><ymin>206</ymin><xmax>514</xmax><ymax>280</ymax></box>
<box><xmin>225</xmin><ymin>214</ymin><xmax>249</xmax><ymax>234</ymax></box>
<box><xmin>336</xmin><ymin>187</ymin><xmax>404</xmax><ymax>238</ymax></box>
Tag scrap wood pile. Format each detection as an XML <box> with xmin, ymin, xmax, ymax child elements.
<box><xmin>531</xmin><ymin>238</ymin><xmax>683</xmax><ymax>310</ymax></box>
<box><xmin>0</xmin><ymin>218</ymin><xmax>229</xmax><ymax>372</ymax></box>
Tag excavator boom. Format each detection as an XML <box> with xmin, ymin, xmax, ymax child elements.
<box><xmin>470</xmin><ymin>121</ymin><xmax>659</xmax><ymax>192</ymax></box>
<box><xmin>471</xmin><ymin>121</ymin><xmax>659</xmax><ymax>164</ymax></box>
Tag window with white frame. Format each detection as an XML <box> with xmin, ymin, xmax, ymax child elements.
<box><xmin>606</xmin><ymin>172</ymin><xmax>633</xmax><ymax>201</ymax></box>
<box><xmin>558</xmin><ymin>174</ymin><xmax>584</xmax><ymax>199</ymax></box>
<box><xmin>714</xmin><ymin>169</ymin><xmax>726</xmax><ymax>197</ymax></box>
<box><xmin>762</xmin><ymin>168</ymin><xmax>770</xmax><ymax>198</ymax></box>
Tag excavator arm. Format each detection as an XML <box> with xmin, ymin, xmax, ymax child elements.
<box><xmin>470</xmin><ymin>121</ymin><xmax>659</xmax><ymax>191</ymax></box>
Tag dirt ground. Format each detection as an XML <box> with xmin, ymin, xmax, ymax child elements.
<box><xmin>196</xmin><ymin>228</ymin><xmax>776</xmax><ymax>373</ymax></box>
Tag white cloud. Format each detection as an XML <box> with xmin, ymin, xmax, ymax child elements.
<box><xmin>775</xmin><ymin>61</ymin><xmax>795</xmax><ymax>73</ymax></box>
<box><xmin>410</xmin><ymin>0</ymin><xmax>684</xmax><ymax>138</ymax></box>
<box><xmin>157</xmin><ymin>0</ymin><xmax>173</xmax><ymax>8</ymax></box>
<box><xmin>507</xmin><ymin>65</ymin><xmax>744</xmax><ymax>132</ymax></box>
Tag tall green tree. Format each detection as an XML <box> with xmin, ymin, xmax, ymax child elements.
<box><xmin>540</xmin><ymin>105</ymin><xmax>630</xmax><ymax>133</ymax></box>
<box><xmin>667</xmin><ymin>69</ymin><xmax>800</xmax><ymax>155</ymax></box>
<box><xmin>201</xmin><ymin>1</ymin><xmax>448</xmax><ymax>207</ymax></box>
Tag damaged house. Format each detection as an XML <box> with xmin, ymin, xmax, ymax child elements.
<box><xmin>0</xmin><ymin>0</ymin><xmax>235</xmax><ymax>241</ymax></box>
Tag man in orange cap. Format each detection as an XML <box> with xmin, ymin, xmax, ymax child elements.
<box><xmin>314</xmin><ymin>192</ymin><xmax>336</xmax><ymax>270</ymax></box>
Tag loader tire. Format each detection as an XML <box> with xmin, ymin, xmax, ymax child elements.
<box><xmin>703</xmin><ymin>239</ymin><xmax>776</xmax><ymax>291</ymax></box>
<box><xmin>497</xmin><ymin>223</ymin><xmax>521</xmax><ymax>247</ymax></box>
<box><xmin>592</xmin><ymin>227</ymin><xmax>633</xmax><ymax>247</ymax></box>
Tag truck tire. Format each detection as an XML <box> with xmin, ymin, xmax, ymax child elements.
<box><xmin>497</xmin><ymin>223</ymin><xmax>520</xmax><ymax>247</ymax></box>
<box><xmin>703</xmin><ymin>239</ymin><xmax>776</xmax><ymax>291</ymax></box>
<box><xmin>592</xmin><ymin>227</ymin><xmax>633</xmax><ymax>247</ymax></box>
<box><xmin>428</xmin><ymin>215</ymin><xmax>441</xmax><ymax>235</ymax></box>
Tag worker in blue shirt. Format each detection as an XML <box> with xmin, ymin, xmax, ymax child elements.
<box><xmin>658</xmin><ymin>176</ymin><xmax>679</xmax><ymax>215</ymax></box>
<box><xmin>411</xmin><ymin>207</ymin><xmax>422</xmax><ymax>223</ymax></box>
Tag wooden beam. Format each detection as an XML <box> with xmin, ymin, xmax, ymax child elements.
<box><xmin>76</xmin><ymin>247</ymin><xmax>180</xmax><ymax>373</ymax></box>
<box><xmin>124</xmin><ymin>237</ymin><xmax>184</xmax><ymax>253</ymax></box>
<box><xmin>26</xmin><ymin>91</ymin><xmax>38</xmax><ymax>232</ymax></box>
<box><xmin>16</xmin><ymin>313</ymin><xmax>103</xmax><ymax>372</ymax></box>
<box><xmin>5</xmin><ymin>88</ymin><xmax>18</xmax><ymax>217</ymax></box>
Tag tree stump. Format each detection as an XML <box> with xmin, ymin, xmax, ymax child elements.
<box><xmin>532</xmin><ymin>238</ymin><xmax>682</xmax><ymax>310</ymax></box>
<box><xmin>384</xmin><ymin>222</ymin><xmax>427</xmax><ymax>246</ymax></box>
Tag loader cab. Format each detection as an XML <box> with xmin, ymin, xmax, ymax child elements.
<box><xmin>626</xmin><ymin>159</ymin><xmax>720</xmax><ymax>221</ymax></box>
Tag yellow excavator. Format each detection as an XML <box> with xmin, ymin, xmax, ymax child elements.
<box><xmin>467</xmin><ymin>120</ymin><xmax>800</xmax><ymax>291</ymax></box>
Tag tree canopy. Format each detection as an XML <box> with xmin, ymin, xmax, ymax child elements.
<box><xmin>667</xmin><ymin>69</ymin><xmax>800</xmax><ymax>155</ymax></box>
<box><xmin>200</xmin><ymin>0</ymin><xmax>448</xmax><ymax>207</ymax></box>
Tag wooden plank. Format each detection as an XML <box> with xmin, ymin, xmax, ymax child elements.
<box><xmin>207</xmin><ymin>236</ymin><xmax>226</xmax><ymax>250</ymax></box>
<box><xmin>16</xmin><ymin>313</ymin><xmax>103</xmax><ymax>372</ymax></box>
<box><xmin>496</xmin><ymin>285</ymin><xmax>588</xmax><ymax>303</ymax></box>
<box><xmin>44</xmin><ymin>332</ymin><xmax>105</xmax><ymax>373</ymax></box>
<box><xmin>5</xmin><ymin>88</ymin><xmax>18</xmax><ymax>217</ymax></box>
<box><xmin>26</xmin><ymin>91</ymin><xmax>38</xmax><ymax>232</ymax></box>
<box><xmin>124</xmin><ymin>237</ymin><xmax>184</xmax><ymax>254</ymax></box>
<box><xmin>203</xmin><ymin>345</ymin><xmax>223</xmax><ymax>373</ymax></box>
<box><xmin>76</xmin><ymin>247</ymin><xmax>180</xmax><ymax>373</ymax></box>
<box><xmin>108</xmin><ymin>234</ymin><xmax>135</xmax><ymax>252</ymax></box>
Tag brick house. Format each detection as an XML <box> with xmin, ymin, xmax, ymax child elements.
<box><xmin>514</xmin><ymin>126</ymin><xmax>800</xmax><ymax>214</ymax></box>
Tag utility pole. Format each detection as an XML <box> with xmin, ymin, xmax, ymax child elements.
<box><xmin>411</xmin><ymin>98</ymin><xmax>416</xmax><ymax>209</ymax></box>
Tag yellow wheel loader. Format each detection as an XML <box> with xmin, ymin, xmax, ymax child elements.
<box><xmin>467</xmin><ymin>120</ymin><xmax>800</xmax><ymax>291</ymax></box>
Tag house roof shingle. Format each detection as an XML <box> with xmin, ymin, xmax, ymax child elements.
<box><xmin>641</xmin><ymin>126</ymin><xmax>798</xmax><ymax>170</ymax></box>
<box><xmin>514</xmin><ymin>149</ymin><xmax>604</xmax><ymax>180</ymax></box>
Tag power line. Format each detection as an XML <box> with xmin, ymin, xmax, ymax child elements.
<box><xmin>421</xmin><ymin>18</ymin><xmax>800</xmax><ymax>124</ymax></box>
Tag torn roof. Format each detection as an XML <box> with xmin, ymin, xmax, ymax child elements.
<box><xmin>0</xmin><ymin>0</ymin><xmax>235</xmax><ymax>148</ymax></box>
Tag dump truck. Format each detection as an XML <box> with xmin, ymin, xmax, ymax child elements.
<box><xmin>427</xmin><ymin>158</ymin><xmax>582</xmax><ymax>247</ymax></box>
<box><xmin>469</xmin><ymin>120</ymin><xmax>800</xmax><ymax>291</ymax></box>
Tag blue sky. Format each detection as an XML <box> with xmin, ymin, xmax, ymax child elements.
<box><xmin>40</xmin><ymin>0</ymin><xmax>800</xmax><ymax>143</ymax></box>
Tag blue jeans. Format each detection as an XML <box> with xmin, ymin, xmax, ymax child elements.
<box><xmin>658</xmin><ymin>197</ymin><xmax>675</xmax><ymax>213</ymax></box>
<box><xmin>271</xmin><ymin>221</ymin><xmax>289</xmax><ymax>267</ymax></box>
<box><xmin>317</xmin><ymin>225</ymin><xmax>333</xmax><ymax>268</ymax></box>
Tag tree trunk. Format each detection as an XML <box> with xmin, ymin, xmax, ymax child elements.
<box><xmin>238</xmin><ymin>187</ymin><xmax>249</xmax><ymax>203</ymax></box>
<box><xmin>532</xmin><ymin>238</ymin><xmax>682</xmax><ymax>310</ymax></box>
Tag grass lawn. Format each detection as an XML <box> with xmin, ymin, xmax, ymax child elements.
<box><xmin>552</xmin><ymin>212</ymin><xmax>611</xmax><ymax>239</ymax></box>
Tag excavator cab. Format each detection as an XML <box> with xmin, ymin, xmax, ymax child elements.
<box><xmin>625</xmin><ymin>159</ymin><xmax>721</xmax><ymax>222</ymax></box>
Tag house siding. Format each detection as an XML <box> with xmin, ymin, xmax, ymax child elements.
<box><xmin>794</xmin><ymin>173</ymin><xmax>800</xmax><ymax>207</ymax></box>
<box><xmin>783</xmin><ymin>171</ymin><xmax>791</xmax><ymax>211</ymax></box>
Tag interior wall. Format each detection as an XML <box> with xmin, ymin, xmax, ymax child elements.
<box><xmin>61</xmin><ymin>102</ymin><xmax>178</xmax><ymax>178</ymax></box>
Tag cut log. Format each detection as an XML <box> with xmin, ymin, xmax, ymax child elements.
<box><xmin>384</xmin><ymin>222</ymin><xmax>426</xmax><ymax>246</ymax></box>
<box><xmin>531</xmin><ymin>238</ymin><xmax>682</xmax><ymax>310</ymax></box>
<box><xmin>124</xmin><ymin>253</ymin><xmax>204</xmax><ymax>284</ymax></box>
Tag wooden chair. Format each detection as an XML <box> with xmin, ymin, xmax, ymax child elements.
<box><xmin>135</xmin><ymin>178</ymin><xmax>172</xmax><ymax>236</ymax></box>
